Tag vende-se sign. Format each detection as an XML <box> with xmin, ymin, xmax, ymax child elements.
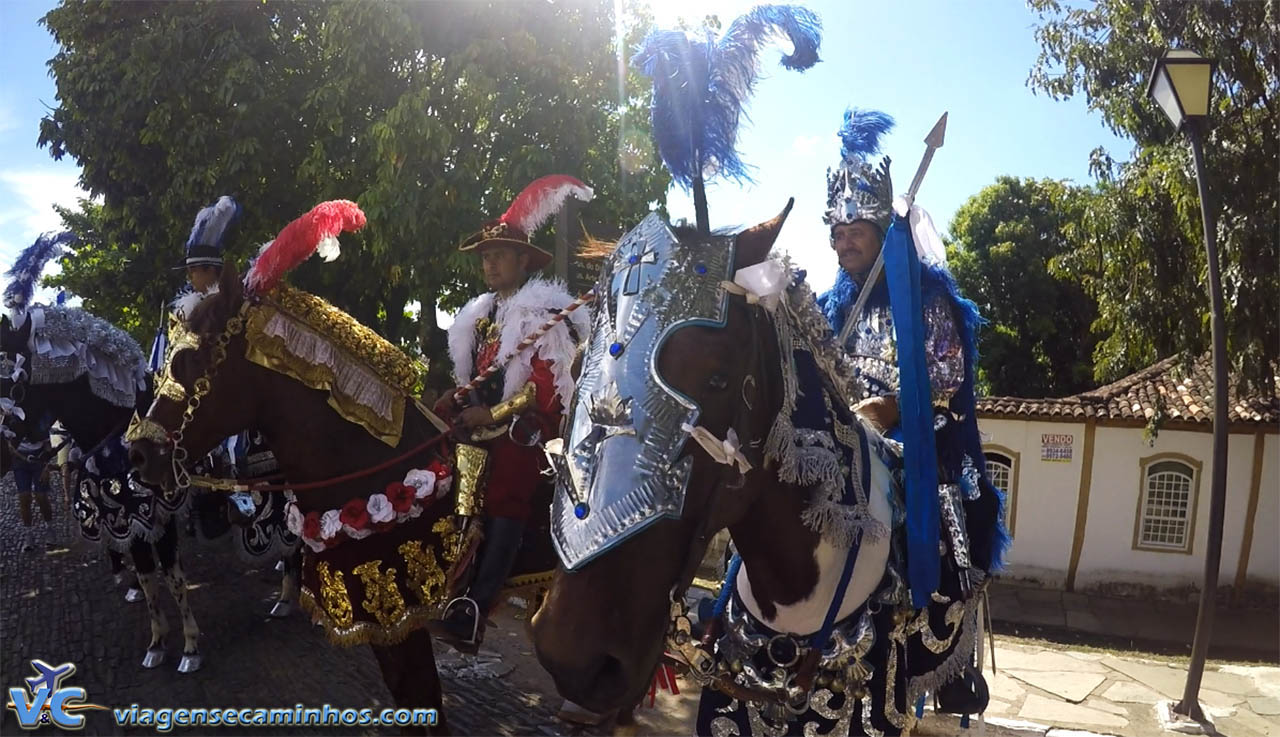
<box><xmin>1041</xmin><ymin>433</ymin><xmax>1074</xmax><ymax>462</ymax></box>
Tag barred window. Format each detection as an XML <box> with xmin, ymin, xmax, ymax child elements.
<box><xmin>1138</xmin><ymin>460</ymin><xmax>1196</xmax><ymax>552</ymax></box>
<box><xmin>985</xmin><ymin>452</ymin><xmax>1015</xmax><ymax>536</ymax></box>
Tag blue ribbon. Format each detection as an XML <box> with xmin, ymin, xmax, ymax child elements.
<box><xmin>883</xmin><ymin>215</ymin><xmax>940</xmax><ymax>608</ymax></box>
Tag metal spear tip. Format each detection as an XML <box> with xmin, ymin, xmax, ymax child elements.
<box><xmin>925</xmin><ymin>112</ymin><xmax>948</xmax><ymax>148</ymax></box>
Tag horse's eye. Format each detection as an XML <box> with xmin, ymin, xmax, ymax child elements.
<box><xmin>707</xmin><ymin>374</ymin><xmax>729</xmax><ymax>391</ymax></box>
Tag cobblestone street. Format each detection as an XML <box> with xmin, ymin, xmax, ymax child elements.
<box><xmin>0</xmin><ymin>473</ymin><xmax>605</xmax><ymax>736</ymax></box>
<box><xmin>6</xmin><ymin>472</ymin><xmax>1274</xmax><ymax>737</ymax></box>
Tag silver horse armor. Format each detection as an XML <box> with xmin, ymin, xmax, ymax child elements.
<box><xmin>549</xmin><ymin>213</ymin><xmax>736</xmax><ymax>570</ymax></box>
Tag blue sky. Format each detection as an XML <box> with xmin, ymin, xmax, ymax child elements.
<box><xmin>0</xmin><ymin>0</ymin><xmax>1131</xmax><ymax>311</ymax></box>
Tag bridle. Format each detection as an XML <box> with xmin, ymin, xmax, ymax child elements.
<box><xmin>126</xmin><ymin>300</ymin><xmax>248</xmax><ymax>495</ymax></box>
<box><xmin>662</xmin><ymin>293</ymin><xmax>783</xmax><ymax>697</ymax></box>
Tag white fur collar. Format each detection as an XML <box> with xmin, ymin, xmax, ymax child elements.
<box><xmin>446</xmin><ymin>276</ymin><xmax>589</xmax><ymax>417</ymax></box>
<box><xmin>172</xmin><ymin>283</ymin><xmax>219</xmax><ymax>321</ymax></box>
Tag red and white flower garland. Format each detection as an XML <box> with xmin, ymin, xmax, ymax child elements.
<box><xmin>285</xmin><ymin>461</ymin><xmax>453</xmax><ymax>553</ymax></box>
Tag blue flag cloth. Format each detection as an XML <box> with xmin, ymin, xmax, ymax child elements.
<box><xmin>148</xmin><ymin>321</ymin><xmax>168</xmax><ymax>374</ymax></box>
<box><xmin>883</xmin><ymin>214</ymin><xmax>941</xmax><ymax>608</ymax></box>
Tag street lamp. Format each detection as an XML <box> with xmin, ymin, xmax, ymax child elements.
<box><xmin>1146</xmin><ymin>48</ymin><xmax>1226</xmax><ymax>727</ymax></box>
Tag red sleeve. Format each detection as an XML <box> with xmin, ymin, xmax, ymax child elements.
<box><xmin>528</xmin><ymin>353</ymin><xmax>564</xmax><ymax>436</ymax></box>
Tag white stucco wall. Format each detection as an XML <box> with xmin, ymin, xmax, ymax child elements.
<box><xmin>979</xmin><ymin>415</ymin><xmax>1279</xmax><ymax>591</ymax></box>
<box><xmin>1074</xmin><ymin>426</ymin><xmax>1255</xmax><ymax>589</ymax></box>
<box><xmin>978</xmin><ymin>417</ymin><xmax>1086</xmax><ymax>587</ymax></box>
<box><xmin>1244</xmin><ymin>433</ymin><xmax>1279</xmax><ymax>585</ymax></box>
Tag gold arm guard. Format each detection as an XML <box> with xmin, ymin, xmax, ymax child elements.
<box><xmin>453</xmin><ymin>444</ymin><xmax>489</xmax><ymax>517</ymax></box>
<box><xmin>489</xmin><ymin>381</ymin><xmax>537</xmax><ymax>425</ymax></box>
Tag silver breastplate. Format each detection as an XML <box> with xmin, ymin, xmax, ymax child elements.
<box><xmin>843</xmin><ymin>303</ymin><xmax>898</xmax><ymax>400</ymax></box>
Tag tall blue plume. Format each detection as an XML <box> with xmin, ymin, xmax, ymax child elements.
<box><xmin>634</xmin><ymin>4</ymin><xmax>822</xmax><ymax>190</ymax></box>
<box><xmin>838</xmin><ymin>108</ymin><xmax>895</xmax><ymax>162</ymax></box>
<box><xmin>3</xmin><ymin>230</ymin><xmax>76</xmax><ymax>311</ymax></box>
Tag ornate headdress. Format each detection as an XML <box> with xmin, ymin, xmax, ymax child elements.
<box><xmin>180</xmin><ymin>195</ymin><xmax>242</xmax><ymax>269</ymax></box>
<box><xmin>823</xmin><ymin>108</ymin><xmax>895</xmax><ymax>232</ymax></box>
<box><xmin>3</xmin><ymin>230</ymin><xmax>76</xmax><ymax>328</ymax></box>
<box><xmin>549</xmin><ymin>5</ymin><xmax>821</xmax><ymax>570</ymax></box>
<box><xmin>245</xmin><ymin>200</ymin><xmax>367</xmax><ymax>295</ymax></box>
<box><xmin>458</xmin><ymin>175</ymin><xmax>594</xmax><ymax>272</ymax></box>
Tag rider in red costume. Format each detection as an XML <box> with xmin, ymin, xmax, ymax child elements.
<box><xmin>430</xmin><ymin>176</ymin><xmax>592</xmax><ymax>653</ymax></box>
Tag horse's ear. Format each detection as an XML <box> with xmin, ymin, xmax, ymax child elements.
<box><xmin>735</xmin><ymin>198</ymin><xmax>794</xmax><ymax>270</ymax></box>
<box><xmin>219</xmin><ymin>262</ymin><xmax>245</xmax><ymax>310</ymax></box>
<box><xmin>219</xmin><ymin>261</ymin><xmax>241</xmax><ymax>296</ymax></box>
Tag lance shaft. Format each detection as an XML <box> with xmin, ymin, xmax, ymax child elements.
<box><xmin>838</xmin><ymin>112</ymin><xmax>948</xmax><ymax>346</ymax></box>
<box><xmin>452</xmin><ymin>290</ymin><xmax>596</xmax><ymax>404</ymax></box>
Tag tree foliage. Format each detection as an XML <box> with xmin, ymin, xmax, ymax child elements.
<box><xmin>38</xmin><ymin>0</ymin><xmax>669</xmax><ymax>363</ymax></box>
<box><xmin>947</xmin><ymin>177</ymin><xmax>1099</xmax><ymax>397</ymax></box>
<box><xmin>1028</xmin><ymin>0</ymin><xmax>1278</xmax><ymax>393</ymax></box>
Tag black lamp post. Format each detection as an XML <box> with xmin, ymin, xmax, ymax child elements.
<box><xmin>1145</xmin><ymin>48</ymin><xmax>1226</xmax><ymax>725</ymax></box>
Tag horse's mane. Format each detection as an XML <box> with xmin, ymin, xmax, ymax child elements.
<box><xmin>26</xmin><ymin>305</ymin><xmax>148</xmax><ymax>408</ymax></box>
<box><xmin>578</xmin><ymin>223</ymin><xmax>742</xmax><ymax>263</ymax></box>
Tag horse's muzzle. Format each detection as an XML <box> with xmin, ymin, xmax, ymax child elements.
<box><xmin>531</xmin><ymin>575</ymin><xmax>661</xmax><ymax>713</ymax></box>
<box><xmin>129</xmin><ymin>440</ymin><xmax>173</xmax><ymax>489</ymax></box>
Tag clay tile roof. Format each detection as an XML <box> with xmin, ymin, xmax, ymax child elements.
<box><xmin>976</xmin><ymin>354</ymin><xmax>1279</xmax><ymax>426</ymax></box>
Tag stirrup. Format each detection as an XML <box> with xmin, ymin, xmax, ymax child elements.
<box><xmin>934</xmin><ymin>662</ymin><xmax>990</xmax><ymax>715</ymax></box>
<box><xmin>432</xmin><ymin>596</ymin><xmax>482</xmax><ymax>651</ymax></box>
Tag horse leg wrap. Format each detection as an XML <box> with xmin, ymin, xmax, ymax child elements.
<box><xmin>137</xmin><ymin>572</ymin><xmax>168</xmax><ymax>668</ymax></box>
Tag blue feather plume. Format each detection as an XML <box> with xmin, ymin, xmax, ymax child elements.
<box><xmin>635</xmin><ymin>4</ymin><xmax>822</xmax><ymax>189</ymax></box>
<box><xmin>838</xmin><ymin>108</ymin><xmax>895</xmax><ymax>162</ymax></box>
<box><xmin>3</xmin><ymin>230</ymin><xmax>76</xmax><ymax>311</ymax></box>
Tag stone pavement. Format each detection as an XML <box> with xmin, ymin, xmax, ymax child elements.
<box><xmin>989</xmin><ymin>581</ymin><xmax>1280</xmax><ymax>661</ymax></box>
<box><xmin>4</xmin><ymin>471</ymin><xmax>1277</xmax><ymax>736</ymax></box>
<box><xmin>0</xmin><ymin>472</ymin><xmax>600</xmax><ymax>736</ymax></box>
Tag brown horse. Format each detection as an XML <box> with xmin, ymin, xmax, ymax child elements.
<box><xmin>532</xmin><ymin>206</ymin><xmax>990</xmax><ymax>735</ymax></box>
<box><xmin>130</xmin><ymin>264</ymin><xmax>458</xmax><ymax>733</ymax></box>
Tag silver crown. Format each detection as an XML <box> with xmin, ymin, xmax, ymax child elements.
<box><xmin>823</xmin><ymin>155</ymin><xmax>893</xmax><ymax>233</ymax></box>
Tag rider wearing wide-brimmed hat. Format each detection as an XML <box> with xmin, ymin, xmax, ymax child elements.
<box><xmin>429</xmin><ymin>175</ymin><xmax>593</xmax><ymax>653</ymax></box>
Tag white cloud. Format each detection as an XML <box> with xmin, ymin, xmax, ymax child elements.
<box><xmin>0</xmin><ymin>167</ymin><xmax>93</xmax><ymax>306</ymax></box>
<box><xmin>0</xmin><ymin>169</ymin><xmax>89</xmax><ymax>239</ymax></box>
<box><xmin>789</xmin><ymin>134</ymin><xmax>824</xmax><ymax>158</ymax></box>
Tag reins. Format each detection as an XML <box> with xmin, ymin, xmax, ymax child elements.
<box><xmin>186</xmin><ymin>431</ymin><xmax>451</xmax><ymax>493</ymax></box>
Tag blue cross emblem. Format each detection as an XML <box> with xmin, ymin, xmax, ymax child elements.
<box><xmin>616</xmin><ymin>241</ymin><xmax>659</xmax><ymax>296</ymax></box>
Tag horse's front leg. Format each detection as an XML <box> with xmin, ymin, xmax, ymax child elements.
<box><xmin>130</xmin><ymin>541</ymin><xmax>169</xmax><ymax>668</ymax></box>
<box><xmin>109</xmin><ymin>549</ymin><xmax>144</xmax><ymax>601</ymax></box>
<box><xmin>155</xmin><ymin>522</ymin><xmax>202</xmax><ymax>673</ymax></box>
<box><xmin>270</xmin><ymin>547</ymin><xmax>303</xmax><ymax>618</ymax></box>
<box><xmin>370</xmin><ymin>628</ymin><xmax>449</xmax><ymax>735</ymax></box>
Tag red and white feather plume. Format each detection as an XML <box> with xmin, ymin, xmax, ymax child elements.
<box><xmin>499</xmin><ymin>175</ymin><xmax>594</xmax><ymax>235</ymax></box>
<box><xmin>245</xmin><ymin>200</ymin><xmax>367</xmax><ymax>295</ymax></box>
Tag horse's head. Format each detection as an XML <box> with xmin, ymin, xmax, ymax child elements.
<box><xmin>129</xmin><ymin>264</ymin><xmax>257</xmax><ymax>488</ymax></box>
<box><xmin>532</xmin><ymin>203</ymin><xmax>797</xmax><ymax>710</ymax></box>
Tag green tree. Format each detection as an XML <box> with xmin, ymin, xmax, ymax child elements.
<box><xmin>38</xmin><ymin>0</ymin><xmax>669</xmax><ymax>359</ymax></box>
<box><xmin>947</xmin><ymin>177</ymin><xmax>1099</xmax><ymax>397</ymax></box>
<box><xmin>1028</xmin><ymin>0</ymin><xmax>1278</xmax><ymax>392</ymax></box>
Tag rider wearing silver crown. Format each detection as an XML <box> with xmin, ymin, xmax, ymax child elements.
<box><xmin>817</xmin><ymin>108</ymin><xmax>1008</xmax><ymax>715</ymax></box>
